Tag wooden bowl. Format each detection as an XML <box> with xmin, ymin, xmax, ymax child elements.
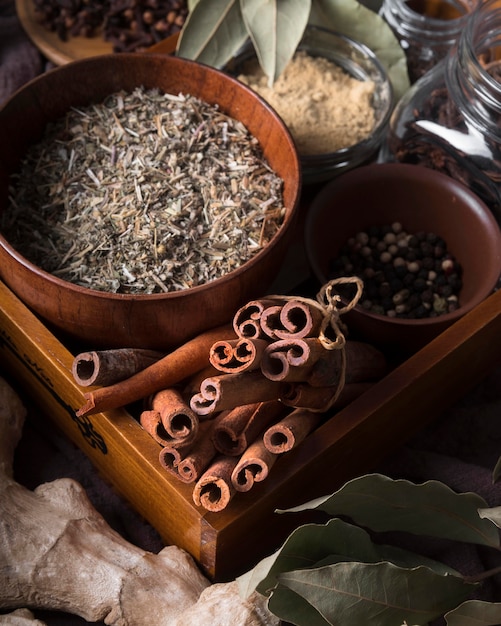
<box><xmin>0</xmin><ymin>54</ymin><xmax>301</xmax><ymax>350</ymax></box>
<box><xmin>305</xmin><ymin>163</ymin><xmax>501</xmax><ymax>354</ymax></box>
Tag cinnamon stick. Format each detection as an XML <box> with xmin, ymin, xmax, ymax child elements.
<box><xmin>72</xmin><ymin>348</ymin><xmax>164</xmax><ymax>387</ymax></box>
<box><xmin>76</xmin><ymin>324</ymin><xmax>234</xmax><ymax>417</ymax></box>
<box><xmin>308</xmin><ymin>340</ymin><xmax>387</xmax><ymax>388</ymax></box>
<box><xmin>260</xmin><ymin>299</ymin><xmax>325</xmax><ymax>340</ymax></box>
<box><xmin>281</xmin><ymin>381</ymin><xmax>374</xmax><ymax>411</ymax></box>
<box><xmin>260</xmin><ymin>337</ymin><xmax>326</xmax><ymax>382</ymax></box>
<box><xmin>150</xmin><ymin>388</ymin><xmax>199</xmax><ymax>442</ymax></box>
<box><xmin>159</xmin><ymin>421</ymin><xmax>216</xmax><ymax>483</ymax></box>
<box><xmin>209</xmin><ymin>337</ymin><xmax>269</xmax><ymax>374</ymax></box>
<box><xmin>212</xmin><ymin>400</ymin><xmax>286</xmax><ymax>456</ymax></box>
<box><xmin>192</xmin><ymin>455</ymin><xmax>239</xmax><ymax>512</ymax></box>
<box><xmin>230</xmin><ymin>438</ymin><xmax>277</xmax><ymax>492</ymax></box>
<box><xmin>262</xmin><ymin>408</ymin><xmax>323</xmax><ymax>453</ymax></box>
<box><xmin>232</xmin><ymin>298</ymin><xmax>287</xmax><ymax>339</ymax></box>
<box><xmin>139</xmin><ymin>410</ymin><xmax>173</xmax><ymax>447</ymax></box>
<box><xmin>189</xmin><ymin>371</ymin><xmax>284</xmax><ymax>416</ymax></box>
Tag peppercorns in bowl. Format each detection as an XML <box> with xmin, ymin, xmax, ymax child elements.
<box><xmin>305</xmin><ymin>163</ymin><xmax>501</xmax><ymax>354</ymax></box>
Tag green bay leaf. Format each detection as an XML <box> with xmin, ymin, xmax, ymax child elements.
<box><xmin>240</xmin><ymin>0</ymin><xmax>311</xmax><ymax>85</ymax></box>
<box><xmin>238</xmin><ymin>516</ymin><xmax>458</xmax><ymax>600</ymax></box>
<box><xmin>280</xmin><ymin>474</ymin><xmax>500</xmax><ymax>548</ymax></box>
<box><xmin>277</xmin><ymin>561</ymin><xmax>476</xmax><ymax>626</ymax></box>
<box><xmin>269</xmin><ymin>585</ymin><xmax>331</xmax><ymax>625</ymax></box>
<box><xmin>445</xmin><ymin>600</ymin><xmax>501</xmax><ymax>625</ymax></box>
<box><xmin>176</xmin><ymin>0</ymin><xmax>249</xmax><ymax>68</ymax></box>
<box><xmin>478</xmin><ymin>505</ymin><xmax>501</xmax><ymax>529</ymax></box>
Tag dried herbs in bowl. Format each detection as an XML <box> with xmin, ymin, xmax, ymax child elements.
<box><xmin>0</xmin><ymin>53</ymin><xmax>301</xmax><ymax>350</ymax></box>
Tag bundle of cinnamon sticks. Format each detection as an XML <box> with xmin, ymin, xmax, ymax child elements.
<box><xmin>72</xmin><ymin>291</ymin><xmax>387</xmax><ymax>513</ymax></box>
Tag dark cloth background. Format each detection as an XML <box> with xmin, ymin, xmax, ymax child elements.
<box><xmin>0</xmin><ymin>0</ymin><xmax>42</xmax><ymax>103</ymax></box>
<box><xmin>1</xmin><ymin>6</ymin><xmax>501</xmax><ymax>623</ymax></box>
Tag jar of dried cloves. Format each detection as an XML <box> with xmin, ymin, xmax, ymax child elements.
<box><xmin>382</xmin><ymin>0</ymin><xmax>501</xmax><ymax>224</ymax></box>
<box><xmin>380</xmin><ymin>0</ymin><xmax>475</xmax><ymax>83</ymax></box>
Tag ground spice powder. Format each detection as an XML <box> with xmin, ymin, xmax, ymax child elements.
<box><xmin>238</xmin><ymin>51</ymin><xmax>377</xmax><ymax>155</ymax></box>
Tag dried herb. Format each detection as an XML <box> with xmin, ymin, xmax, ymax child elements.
<box><xmin>2</xmin><ymin>87</ymin><xmax>285</xmax><ymax>294</ymax></box>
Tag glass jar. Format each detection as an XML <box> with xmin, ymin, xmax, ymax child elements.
<box><xmin>382</xmin><ymin>0</ymin><xmax>501</xmax><ymax>224</ymax></box>
<box><xmin>228</xmin><ymin>26</ymin><xmax>394</xmax><ymax>186</ymax></box>
<box><xmin>380</xmin><ymin>0</ymin><xmax>474</xmax><ymax>83</ymax></box>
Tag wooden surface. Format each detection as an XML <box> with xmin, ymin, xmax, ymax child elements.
<box><xmin>2</xmin><ymin>277</ymin><xmax>501</xmax><ymax>581</ymax></box>
<box><xmin>16</xmin><ymin>0</ymin><xmax>113</xmax><ymax>65</ymax></box>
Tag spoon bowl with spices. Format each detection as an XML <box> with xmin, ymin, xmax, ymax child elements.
<box><xmin>0</xmin><ymin>53</ymin><xmax>301</xmax><ymax>351</ymax></box>
<box><xmin>305</xmin><ymin>163</ymin><xmax>501</xmax><ymax>354</ymax></box>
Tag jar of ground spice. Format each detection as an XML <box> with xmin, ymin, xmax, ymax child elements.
<box><xmin>383</xmin><ymin>0</ymin><xmax>501</xmax><ymax>225</ymax></box>
<box><xmin>380</xmin><ymin>0</ymin><xmax>475</xmax><ymax>83</ymax></box>
<box><xmin>231</xmin><ymin>26</ymin><xmax>394</xmax><ymax>185</ymax></box>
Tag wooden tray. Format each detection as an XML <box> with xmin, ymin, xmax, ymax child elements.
<box><xmin>2</xmin><ymin>278</ymin><xmax>501</xmax><ymax>581</ymax></box>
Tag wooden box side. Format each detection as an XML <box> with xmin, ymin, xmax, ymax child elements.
<box><xmin>0</xmin><ymin>281</ymin><xmax>211</xmax><ymax>567</ymax></box>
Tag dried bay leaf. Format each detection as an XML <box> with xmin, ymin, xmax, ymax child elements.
<box><xmin>176</xmin><ymin>0</ymin><xmax>249</xmax><ymax>69</ymax></box>
<box><xmin>478</xmin><ymin>505</ymin><xmax>501</xmax><ymax>529</ymax></box>
<box><xmin>238</xmin><ymin>518</ymin><xmax>458</xmax><ymax>599</ymax></box>
<box><xmin>240</xmin><ymin>0</ymin><xmax>311</xmax><ymax>85</ymax></box>
<box><xmin>445</xmin><ymin>600</ymin><xmax>501</xmax><ymax>626</ymax></box>
<box><xmin>272</xmin><ymin>562</ymin><xmax>476</xmax><ymax>626</ymax></box>
<box><xmin>280</xmin><ymin>473</ymin><xmax>501</xmax><ymax>548</ymax></box>
<box><xmin>268</xmin><ymin>585</ymin><xmax>330</xmax><ymax>625</ymax></box>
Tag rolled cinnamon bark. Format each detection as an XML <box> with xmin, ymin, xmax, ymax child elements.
<box><xmin>281</xmin><ymin>381</ymin><xmax>374</xmax><ymax>411</ymax></box>
<box><xmin>260</xmin><ymin>299</ymin><xmax>325</xmax><ymax>340</ymax></box>
<box><xmin>208</xmin><ymin>337</ymin><xmax>269</xmax><ymax>374</ymax></box>
<box><xmin>232</xmin><ymin>298</ymin><xmax>287</xmax><ymax>339</ymax></box>
<box><xmin>159</xmin><ymin>422</ymin><xmax>216</xmax><ymax>483</ymax></box>
<box><xmin>189</xmin><ymin>371</ymin><xmax>284</xmax><ymax>416</ymax></box>
<box><xmin>139</xmin><ymin>410</ymin><xmax>173</xmax><ymax>447</ymax></box>
<box><xmin>72</xmin><ymin>348</ymin><xmax>164</xmax><ymax>387</ymax></box>
<box><xmin>76</xmin><ymin>324</ymin><xmax>235</xmax><ymax>417</ymax></box>
<box><xmin>212</xmin><ymin>400</ymin><xmax>286</xmax><ymax>456</ymax></box>
<box><xmin>150</xmin><ymin>388</ymin><xmax>199</xmax><ymax>442</ymax></box>
<box><xmin>192</xmin><ymin>455</ymin><xmax>239</xmax><ymax>512</ymax></box>
<box><xmin>260</xmin><ymin>337</ymin><xmax>325</xmax><ymax>382</ymax></box>
<box><xmin>262</xmin><ymin>408</ymin><xmax>322</xmax><ymax>454</ymax></box>
<box><xmin>308</xmin><ymin>340</ymin><xmax>387</xmax><ymax>388</ymax></box>
<box><xmin>158</xmin><ymin>439</ymin><xmax>195</xmax><ymax>477</ymax></box>
<box><xmin>230</xmin><ymin>438</ymin><xmax>278</xmax><ymax>492</ymax></box>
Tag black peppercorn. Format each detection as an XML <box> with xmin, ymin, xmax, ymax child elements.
<box><xmin>328</xmin><ymin>222</ymin><xmax>463</xmax><ymax>320</ymax></box>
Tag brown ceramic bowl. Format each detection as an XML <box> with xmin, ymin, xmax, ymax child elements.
<box><xmin>305</xmin><ymin>163</ymin><xmax>501</xmax><ymax>354</ymax></box>
<box><xmin>0</xmin><ymin>54</ymin><xmax>301</xmax><ymax>350</ymax></box>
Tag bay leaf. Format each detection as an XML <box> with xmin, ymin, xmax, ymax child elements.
<box><xmin>240</xmin><ymin>0</ymin><xmax>311</xmax><ymax>85</ymax></box>
<box><xmin>268</xmin><ymin>584</ymin><xmax>331</xmax><ymax>625</ymax></box>
<box><xmin>478</xmin><ymin>505</ymin><xmax>501</xmax><ymax>529</ymax></box>
<box><xmin>176</xmin><ymin>0</ymin><xmax>249</xmax><ymax>69</ymax></box>
<box><xmin>445</xmin><ymin>600</ymin><xmax>501</xmax><ymax>625</ymax></box>
<box><xmin>280</xmin><ymin>473</ymin><xmax>500</xmax><ymax>547</ymax></box>
<box><xmin>274</xmin><ymin>561</ymin><xmax>476</xmax><ymax>626</ymax></box>
<box><xmin>309</xmin><ymin>0</ymin><xmax>409</xmax><ymax>99</ymax></box>
<box><xmin>238</xmin><ymin>517</ymin><xmax>458</xmax><ymax>599</ymax></box>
